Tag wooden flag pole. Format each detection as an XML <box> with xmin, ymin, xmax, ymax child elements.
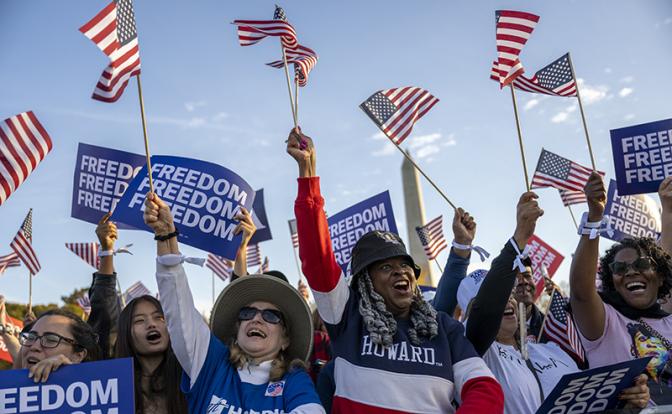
<box><xmin>519</xmin><ymin>301</ymin><xmax>528</xmax><ymax>360</ymax></box>
<box><xmin>433</xmin><ymin>258</ymin><xmax>444</xmax><ymax>274</ymax></box>
<box><xmin>294</xmin><ymin>76</ymin><xmax>299</xmax><ymax>124</ymax></box>
<box><xmin>537</xmin><ymin>285</ymin><xmax>556</xmax><ymax>342</ymax></box>
<box><xmin>393</xmin><ymin>144</ymin><xmax>457</xmax><ymax>210</ymax></box>
<box><xmin>291</xmin><ymin>245</ymin><xmax>303</xmax><ymax>282</ymax></box>
<box><xmin>136</xmin><ymin>74</ymin><xmax>154</xmax><ymax>193</ymax></box>
<box><xmin>27</xmin><ymin>271</ymin><xmax>32</xmax><ymax>315</ymax></box>
<box><xmin>281</xmin><ymin>47</ymin><xmax>298</xmax><ymax>128</ymax></box>
<box><xmin>567</xmin><ymin>53</ymin><xmax>597</xmax><ymax>170</ymax></box>
<box><xmin>567</xmin><ymin>205</ymin><xmax>579</xmax><ymax>231</ymax></box>
<box><xmin>509</xmin><ymin>84</ymin><xmax>531</xmax><ymax>191</ymax></box>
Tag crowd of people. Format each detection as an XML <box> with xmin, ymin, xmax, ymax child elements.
<box><xmin>0</xmin><ymin>127</ymin><xmax>671</xmax><ymax>413</ymax></box>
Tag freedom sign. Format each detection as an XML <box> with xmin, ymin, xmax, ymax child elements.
<box><xmin>327</xmin><ymin>191</ymin><xmax>398</xmax><ymax>276</ymax></box>
<box><xmin>0</xmin><ymin>316</ymin><xmax>22</xmax><ymax>364</ymax></box>
<box><xmin>527</xmin><ymin>235</ymin><xmax>564</xmax><ymax>299</ymax></box>
<box><xmin>71</xmin><ymin>143</ymin><xmax>146</xmax><ymax>227</ymax></box>
<box><xmin>249</xmin><ymin>189</ymin><xmax>273</xmax><ymax>244</ymax></box>
<box><xmin>0</xmin><ymin>358</ymin><xmax>134</xmax><ymax>413</ymax></box>
<box><xmin>604</xmin><ymin>179</ymin><xmax>661</xmax><ymax>242</ymax></box>
<box><xmin>535</xmin><ymin>357</ymin><xmax>651</xmax><ymax>414</ymax></box>
<box><xmin>611</xmin><ymin>118</ymin><xmax>672</xmax><ymax>195</ymax></box>
<box><xmin>112</xmin><ymin>156</ymin><xmax>255</xmax><ymax>260</ymax></box>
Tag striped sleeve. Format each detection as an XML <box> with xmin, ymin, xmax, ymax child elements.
<box><xmin>294</xmin><ymin>177</ymin><xmax>349</xmax><ymax>325</ymax></box>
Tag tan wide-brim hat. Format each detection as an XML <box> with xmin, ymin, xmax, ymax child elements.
<box><xmin>210</xmin><ymin>274</ymin><xmax>313</xmax><ymax>362</ymax></box>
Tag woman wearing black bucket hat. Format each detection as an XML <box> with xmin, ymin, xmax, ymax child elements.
<box><xmin>286</xmin><ymin>128</ymin><xmax>503</xmax><ymax>414</ymax></box>
<box><xmin>143</xmin><ymin>193</ymin><xmax>325</xmax><ymax>414</ymax></box>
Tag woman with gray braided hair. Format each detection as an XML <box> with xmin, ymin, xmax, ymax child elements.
<box><xmin>287</xmin><ymin>127</ymin><xmax>503</xmax><ymax>414</ymax></box>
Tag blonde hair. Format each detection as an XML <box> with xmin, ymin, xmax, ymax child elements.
<box><xmin>228</xmin><ymin>322</ymin><xmax>307</xmax><ymax>381</ymax></box>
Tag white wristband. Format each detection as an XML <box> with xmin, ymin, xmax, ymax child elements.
<box><xmin>509</xmin><ymin>238</ymin><xmax>530</xmax><ymax>272</ymax></box>
<box><xmin>98</xmin><ymin>250</ymin><xmax>114</xmax><ymax>257</ymax></box>
<box><xmin>578</xmin><ymin>214</ymin><xmax>613</xmax><ymax>240</ymax></box>
<box><xmin>451</xmin><ymin>240</ymin><xmax>490</xmax><ymax>262</ymax></box>
<box><xmin>97</xmin><ymin>244</ymin><xmax>134</xmax><ymax>257</ymax></box>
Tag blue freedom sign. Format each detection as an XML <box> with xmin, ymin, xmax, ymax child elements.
<box><xmin>71</xmin><ymin>143</ymin><xmax>146</xmax><ymax>228</ymax></box>
<box><xmin>535</xmin><ymin>357</ymin><xmax>651</xmax><ymax>414</ymax></box>
<box><xmin>0</xmin><ymin>358</ymin><xmax>134</xmax><ymax>413</ymax></box>
<box><xmin>604</xmin><ymin>179</ymin><xmax>661</xmax><ymax>242</ymax></box>
<box><xmin>327</xmin><ymin>191</ymin><xmax>398</xmax><ymax>276</ymax></box>
<box><xmin>611</xmin><ymin>118</ymin><xmax>672</xmax><ymax>195</ymax></box>
<box><xmin>249</xmin><ymin>189</ymin><xmax>273</xmax><ymax>244</ymax></box>
<box><xmin>112</xmin><ymin>156</ymin><xmax>255</xmax><ymax>260</ymax></box>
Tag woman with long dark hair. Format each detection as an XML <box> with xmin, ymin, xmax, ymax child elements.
<box><xmin>115</xmin><ymin>295</ymin><xmax>188</xmax><ymax>414</ymax></box>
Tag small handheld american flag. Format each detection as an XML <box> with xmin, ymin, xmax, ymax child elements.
<box><xmin>543</xmin><ymin>289</ymin><xmax>585</xmax><ymax>364</ymax></box>
<box><xmin>360</xmin><ymin>87</ymin><xmax>439</xmax><ymax>145</ymax></box>
<box><xmin>233</xmin><ymin>5</ymin><xmax>298</xmax><ymax>50</ymax></box>
<box><xmin>247</xmin><ymin>244</ymin><xmax>262</xmax><ymax>268</ymax></box>
<box><xmin>490</xmin><ymin>54</ymin><xmax>577</xmax><ymax>97</ymax></box>
<box><xmin>531</xmin><ymin>149</ymin><xmax>602</xmax><ymax>192</ymax></box>
<box><xmin>0</xmin><ymin>253</ymin><xmax>20</xmax><ymax>275</ymax></box>
<box><xmin>415</xmin><ymin>216</ymin><xmax>447</xmax><ymax>261</ymax></box>
<box><xmin>267</xmin><ymin>44</ymin><xmax>319</xmax><ymax>87</ymax></box>
<box><xmin>259</xmin><ymin>257</ymin><xmax>270</xmax><ymax>274</ymax></box>
<box><xmin>76</xmin><ymin>294</ymin><xmax>92</xmax><ymax>318</ymax></box>
<box><xmin>559</xmin><ymin>190</ymin><xmax>586</xmax><ymax>207</ymax></box>
<box><xmin>11</xmin><ymin>209</ymin><xmax>40</xmax><ymax>275</ymax></box>
<box><xmin>288</xmin><ymin>219</ymin><xmax>299</xmax><ymax>248</ymax></box>
<box><xmin>494</xmin><ymin>10</ymin><xmax>540</xmax><ymax>87</ymax></box>
<box><xmin>123</xmin><ymin>281</ymin><xmax>151</xmax><ymax>304</ymax></box>
<box><xmin>65</xmin><ymin>243</ymin><xmax>100</xmax><ymax>270</ymax></box>
<box><xmin>79</xmin><ymin>0</ymin><xmax>142</xmax><ymax>102</ymax></box>
<box><xmin>206</xmin><ymin>254</ymin><xmax>233</xmax><ymax>282</ymax></box>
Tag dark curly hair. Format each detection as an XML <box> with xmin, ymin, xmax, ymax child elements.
<box><xmin>598</xmin><ymin>237</ymin><xmax>672</xmax><ymax>299</ymax></box>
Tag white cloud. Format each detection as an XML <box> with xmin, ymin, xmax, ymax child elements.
<box><xmin>604</xmin><ymin>67</ymin><xmax>612</xmax><ymax>74</ymax></box>
<box><xmin>619</xmin><ymin>87</ymin><xmax>634</xmax><ymax>97</ymax></box>
<box><xmin>211</xmin><ymin>112</ymin><xmax>229</xmax><ymax>122</ymax></box>
<box><xmin>524</xmin><ymin>99</ymin><xmax>539</xmax><ymax>111</ymax></box>
<box><xmin>577</xmin><ymin>79</ymin><xmax>609</xmax><ymax>105</ymax></box>
<box><xmin>184</xmin><ymin>101</ymin><xmax>207</xmax><ymax>112</ymax></box>
<box><xmin>408</xmin><ymin>133</ymin><xmax>442</xmax><ymax>149</ymax></box>
<box><xmin>624</xmin><ymin>113</ymin><xmax>635</xmax><ymax>121</ymax></box>
<box><xmin>551</xmin><ymin>104</ymin><xmax>578</xmax><ymax>123</ymax></box>
<box><xmin>620</xmin><ymin>76</ymin><xmax>634</xmax><ymax>83</ymax></box>
<box><xmin>442</xmin><ymin>134</ymin><xmax>457</xmax><ymax>147</ymax></box>
<box><xmin>371</xmin><ymin>131</ymin><xmax>387</xmax><ymax>140</ymax></box>
<box><xmin>416</xmin><ymin>145</ymin><xmax>440</xmax><ymax>159</ymax></box>
<box><xmin>372</xmin><ymin>142</ymin><xmax>396</xmax><ymax>157</ymax></box>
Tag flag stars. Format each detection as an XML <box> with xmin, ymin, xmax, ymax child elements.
<box><xmin>362</xmin><ymin>92</ymin><xmax>397</xmax><ymax>125</ymax></box>
<box><xmin>539</xmin><ymin>151</ymin><xmax>572</xmax><ymax>179</ymax></box>
<box><xmin>115</xmin><ymin>0</ymin><xmax>137</xmax><ymax>45</ymax></box>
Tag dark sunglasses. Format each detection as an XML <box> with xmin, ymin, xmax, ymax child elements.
<box><xmin>20</xmin><ymin>332</ymin><xmax>78</xmax><ymax>349</ymax></box>
<box><xmin>609</xmin><ymin>257</ymin><xmax>655</xmax><ymax>275</ymax></box>
<box><xmin>238</xmin><ymin>306</ymin><xmax>284</xmax><ymax>325</ymax></box>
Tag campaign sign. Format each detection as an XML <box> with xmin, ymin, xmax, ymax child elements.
<box><xmin>526</xmin><ymin>235</ymin><xmax>564</xmax><ymax>299</ymax></box>
<box><xmin>536</xmin><ymin>357</ymin><xmax>651</xmax><ymax>414</ymax></box>
<box><xmin>0</xmin><ymin>316</ymin><xmax>22</xmax><ymax>364</ymax></box>
<box><xmin>327</xmin><ymin>191</ymin><xmax>398</xmax><ymax>276</ymax></box>
<box><xmin>71</xmin><ymin>143</ymin><xmax>146</xmax><ymax>227</ymax></box>
<box><xmin>0</xmin><ymin>357</ymin><xmax>134</xmax><ymax>413</ymax></box>
<box><xmin>249</xmin><ymin>189</ymin><xmax>273</xmax><ymax>244</ymax></box>
<box><xmin>611</xmin><ymin>118</ymin><xmax>672</xmax><ymax>195</ymax></box>
<box><xmin>112</xmin><ymin>156</ymin><xmax>255</xmax><ymax>260</ymax></box>
<box><xmin>604</xmin><ymin>179</ymin><xmax>661</xmax><ymax>242</ymax></box>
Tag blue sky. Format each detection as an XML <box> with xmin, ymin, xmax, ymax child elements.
<box><xmin>1</xmin><ymin>1</ymin><xmax>671</xmax><ymax>313</ymax></box>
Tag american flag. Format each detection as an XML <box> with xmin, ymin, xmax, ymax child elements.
<box><xmin>0</xmin><ymin>253</ymin><xmax>20</xmax><ymax>275</ymax></box>
<box><xmin>206</xmin><ymin>254</ymin><xmax>233</xmax><ymax>282</ymax></box>
<box><xmin>10</xmin><ymin>209</ymin><xmax>40</xmax><ymax>275</ymax></box>
<box><xmin>0</xmin><ymin>111</ymin><xmax>53</xmax><ymax>206</ymax></box>
<box><xmin>495</xmin><ymin>10</ymin><xmax>540</xmax><ymax>87</ymax></box>
<box><xmin>531</xmin><ymin>149</ymin><xmax>600</xmax><ymax>192</ymax></box>
<box><xmin>233</xmin><ymin>5</ymin><xmax>298</xmax><ymax>50</ymax></box>
<box><xmin>259</xmin><ymin>256</ymin><xmax>270</xmax><ymax>273</ymax></box>
<box><xmin>267</xmin><ymin>44</ymin><xmax>319</xmax><ymax>87</ymax></box>
<box><xmin>79</xmin><ymin>0</ymin><xmax>142</xmax><ymax>102</ymax></box>
<box><xmin>415</xmin><ymin>216</ymin><xmax>448</xmax><ymax>261</ymax></box>
<box><xmin>559</xmin><ymin>189</ymin><xmax>586</xmax><ymax>207</ymax></box>
<box><xmin>76</xmin><ymin>294</ymin><xmax>92</xmax><ymax>318</ymax></box>
<box><xmin>360</xmin><ymin>87</ymin><xmax>439</xmax><ymax>145</ymax></box>
<box><xmin>65</xmin><ymin>243</ymin><xmax>100</xmax><ymax>269</ymax></box>
<box><xmin>490</xmin><ymin>55</ymin><xmax>576</xmax><ymax>97</ymax></box>
<box><xmin>246</xmin><ymin>244</ymin><xmax>262</xmax><ymax>268</ymax></box>
<box><xmin>123</xmin><ymin>281</ymin><xmax>151</xmax><ymax>303</ymax></box>
<box><xmin>288</xmin><ymin>219</ymin><xmax>299</xmax><ymax>248</ymax></box>
<box><xmin>543</xmin><ymin>289</ymin><xmax>585</xmax><ymax>363</ymax></box>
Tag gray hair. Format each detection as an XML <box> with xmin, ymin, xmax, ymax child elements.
<box><xmin>357</xmin><ymin>271</ymin><xmax>438</xmax><ymax>347</ymax></box>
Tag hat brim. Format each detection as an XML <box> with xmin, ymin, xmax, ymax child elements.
<box><xmin>210</xmin><ymin>275</ymin><xmax>313</xmax><ymax>362</ymax></box>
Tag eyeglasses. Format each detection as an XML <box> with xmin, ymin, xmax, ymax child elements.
<box><xmin>609</xmin><ymin>257</ymin><xmax>655</xmax><ymax>275</ymax></box>
<box><xmin>19</xmin><ymin>332</ymin><xmax>78</xmax><ymax>349</ymax></box>
<box><xmin>238</xmin><ymin>307</ymin><xmax>284</xmax><ymax>325</ymax></box>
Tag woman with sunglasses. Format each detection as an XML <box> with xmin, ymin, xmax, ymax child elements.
<box><xmin>19</xmin><ymin>308</ymin><xmax>100</xmax><ymax>382</ymax></box>
<box><xmin>571</xmin><ymin>172</ymin><xmax>672</xmax><ymax>404</ymax></box>
<box><xmin>143</xmin><ymin>193</ymin><xmax>325</xmax><ymax>414</ymax></box>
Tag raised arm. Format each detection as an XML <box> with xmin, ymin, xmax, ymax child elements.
<box><xmin>231</xmin><ymin>207</ymin><xmax>256</xmax><ymax>279</ymax></box>
<box><xmin>467</xmin><ymin>192</ymin><xmax>543</xmax><ymax>355</ymax></box>
<box><xmin>569</xmin><ymin>172</ymin><xmax>607</xmax><ymax>340</ymax></box>
<box><xmin>144</xmin><ymin>193</ymin><xmax>211</xmax><ymax>387</ymax></box>
<box><xmin>658</xmin><ymin>177</ymin><xmax>672</xmax><ymax>255</ymax></box>
<box><xmin>432</xmin><ymin>208</ymin><xmax>475</xmax><ymax>314</ymax></box>
<box><xmin>287</xmin><ymin>129</ymin><xmax>345</xmax><ymax>324</ymax></box>
<box><xmin>87</xmin><ymin>213</ymin><xmax>121</xmax><ymax>358</ymax></box>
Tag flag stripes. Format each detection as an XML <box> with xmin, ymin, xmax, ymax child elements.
<box><xmin>495</xmin><ymin>10</ymin><xmax>540</xmax><ymax>86</ymax></box>
<box><xmin>259</xmin><ymin>256</ymin><xmax>270</xmax><ymax>273</ymax></box>
<box><xmin>267</xmin><ymin>44</ymin><xmax>319</xmax><ymax>87</ymax></box>
<box><xmin>531</xmin><ymin>149</ymin><xmax>599</xmax><ymax>192</ymax></box>
<box><xmin>0</xmin><ymin>112</ymin><xmax>53</xmax><ymax>206</ymax></box>
<box><xmin>288</xmin><ymin>219</ymin><xmax>299</xmax><ymax>248</ymax></box>
<box><xmin>206</xmin><ymin>254</ymin><xmax>233</xmax><ymax>281</ymax></box>
<box><xmin>233</xmin><ymin>20</ymin><xmax>298</xmax><ymax>49</ymax></box>
<box><xmin>65</xmin><ymin>243</ymin><xmax>100</xmax><ymax>269</ymax></box>
<box><xmin>490</xmin><ymin>57</ymin><xmax>577</xmax><ymax>97</ymax></box>
<box><xmin>0</xmin><ymin>253</ymin><xmax>20</xmax><ymax>275</ymax></box>
<box><xmin>543</xmin><ymin>290</ymin><xmax>586</xmax><ymax>363</ymax></box>
<box><xmin>559</xmin><ymin>190</ymin><xmax>586</xmax><ymax>207</ymax></box>
<box><xmin>11</xmin><ymin>209</ymin><xmax>40</xmax><ymax>275</ymax></box>
<box><xmin>360</xmin><ymin>87</ymin><xmax>439</xmax><ymax>145</ymax></box>
<box><xmin>247</xmin><ymin>244</ymin><xmax>262</xmax><ymax>267</ymax></box>
<box><xmin>76</xmin><ymin>294</ymin><xmax>92</xmax><ymax>317</ymax></box>
<box><xmin>123</xmin><ymin>281</ymin><xmax>151</xmax><ymax>303</ymax></box>
<box><xmin>415</xmin><ymin>216</ymin><xmax>448</xmax><ymax>261</ymax></box>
